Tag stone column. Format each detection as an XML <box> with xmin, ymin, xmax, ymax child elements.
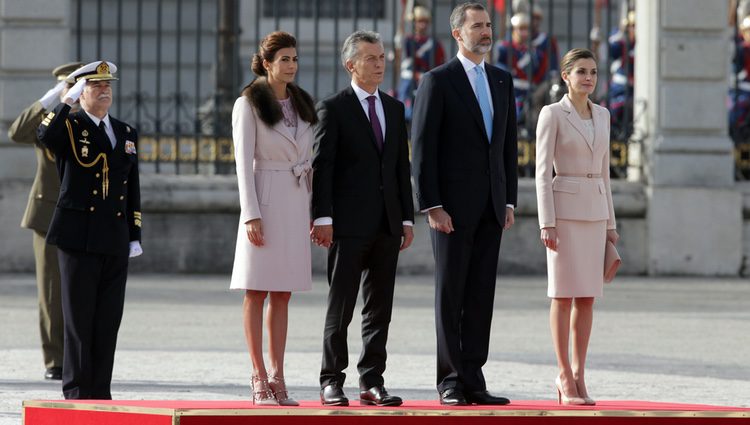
<box><xmin>635</xmin><ymin>0</ymin><xmax>742</xmax><ymax>275</ymax></box>
<box><xmin>0</xmin><ymin>0</ymin><xmax>73</xmax><ymax>270</ymax></box>
<box><xmin>0</xmin><ymin>0</ymin><xmax>73</xmax><ymax>163</ymax></box>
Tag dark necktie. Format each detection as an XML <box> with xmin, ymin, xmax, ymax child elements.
<box><xmin>366</xmin><ymin>95</ymin><xmax>384</xmax><ymax>152</ymax></box>
<box><xmin>99</xmin><ymin>121</ymin><xmax>114</xmax><ymax>148</ymax></box>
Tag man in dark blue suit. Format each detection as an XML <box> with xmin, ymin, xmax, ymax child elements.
<box><xmin>411</xmin><ymin>2</ymin><xmax>518</xmax><ymax>406</ymax></box>
<box><xmin>37</xmin><ymin>61</ymin><xmax>142</xmax><ymax>399</ymax></box>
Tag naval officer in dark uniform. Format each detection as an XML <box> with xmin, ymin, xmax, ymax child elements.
<box><xmin>37</xmin><ymin>60</ymin><xmax>142</xmax><ymax>400</ymax></box>
<box><xmin>8</xmin><ymin>61</ymin><xmax>82</xmax><ymax>381</ymax></box>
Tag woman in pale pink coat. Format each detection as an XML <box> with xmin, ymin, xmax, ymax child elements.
<box><xmin>230</xmin><ymin>31</ymin><xmax>317</xmax><ymax>406</ymax></box>
<box><xmin>535</xmin><ymin>48</ymin><xmax>619</xmax><ymax>406</ymax></box>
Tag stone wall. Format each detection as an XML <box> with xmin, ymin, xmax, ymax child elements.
<box><xmin>0</xmin><ymin>175</ymin><xmax>654</xmax><ymax>275</ymax></box>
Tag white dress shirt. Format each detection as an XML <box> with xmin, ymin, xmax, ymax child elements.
<box><xmin>351</xmin><ymin>81</ymin><xmax>386</xmax><ymax>140</ymax></box>
<box><xmin>84</xmin><ymin>111</ymin><xmax>117</xmax><ymax>148</ymax></box>
<box><xmin>456</xmin><ymin>51</ymin><xmax>494</xmax><ymax>116</ymax></box>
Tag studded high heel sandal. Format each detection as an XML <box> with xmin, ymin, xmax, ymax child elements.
<box><xmin>251</xmin><ymin>375</ymin><xmax>278</xmax><ymax>406</ymax></box>
<box><xmin>269</xmin><ymin>375</ymin><xmax>299</xmax><ymax>406</ymax></box>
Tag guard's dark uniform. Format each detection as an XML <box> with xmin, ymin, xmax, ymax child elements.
<box><xmin>37</xmin><ymin>101</ymin><xmax>141</xmax><ymax>399</ymax></box>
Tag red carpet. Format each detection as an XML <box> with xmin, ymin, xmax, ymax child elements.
<box><xmin>23</xmin><ymin>399</ymin><xmax>750</xmax><ymax>425</ymax></box>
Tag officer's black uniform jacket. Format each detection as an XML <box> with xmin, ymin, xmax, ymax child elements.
<box><xmin>37</xmin><ymin>102</ymin><xmax>141</xmax><ymax>257</ymax></box>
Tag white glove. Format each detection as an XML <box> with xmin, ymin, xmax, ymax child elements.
<box><xmin>63</xmin><ymin>78</ymin><xmax>87</xmax><ymax>103</ymax></box>
<box><xmin>39</xmin><ymin>81</ymin><xmax>67</xmax><ymax>110</ymax></box>
<box><xmin>129</xmin><ymin>241</ymin><xmax>143</xmax><ymax>258</ymax></box>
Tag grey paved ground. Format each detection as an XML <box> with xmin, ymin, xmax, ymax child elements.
<box><xmin>1</xmin><ymin>273</ymin><xmax>749</xmax><ymax>424</ymax></box>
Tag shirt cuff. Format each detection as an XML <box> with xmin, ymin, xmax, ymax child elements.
<box><xmin>313</xmin><ymin>217</ymin><xmax>333</xmax><ymax>226</ymax></box>
<box><xmin>402</xmin><ymin>220</ymin><xmax>413</xmax><ymax>226</ymax></box>
<box><xmin>420</xmin><ymin>205</ymin><xmax>443</xmax><ymax>213</ymax></box>
<box><xmin>506</xmin><ymin>204</ymin><xmax>515</xmax><ymax>210</ymax></box>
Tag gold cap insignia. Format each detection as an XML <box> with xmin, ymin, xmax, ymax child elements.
<box><xmin>96</xmin><ymin>62</ymin><xmax>110</xmax><ymax>75</ymax></box>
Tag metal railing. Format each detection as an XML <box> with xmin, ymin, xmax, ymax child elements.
<box><xmin>74</xmin><ymin>0</ymin><xmax>240</xmax><ymax>174</ymax></box>
<box><xmin>74</xmin><ymin>0</ymin><xmax>639</xmax><ymax>178</ymax></box>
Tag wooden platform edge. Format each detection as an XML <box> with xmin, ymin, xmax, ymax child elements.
<box><xmin>21</xmin><ymin>401</ymin><xmax>750</xmax><ymax>419</ymax></box>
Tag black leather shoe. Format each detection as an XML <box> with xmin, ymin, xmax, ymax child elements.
<box><xmin>44</xmin><ymin>367</ymin><xmax>62</xmax><ymax>380</ymax></box>
<box><xmin>439</xmin><ymin>388</ymin><xmax>468</xmax><ymax>406</ymax></box>
<box><xmin>465</xmin><ymin>390</ymin><xmax>510</xmax><ymax>405</ymax></box>
<box><xmin>320</xmin><ymin>383</ymin><xmax>349</xmax><ymax>406</ymax></box>
<box><xmin>359</xmin><ymin>385</ymin><xmax>403</xmax><ymax>406</ymax></box>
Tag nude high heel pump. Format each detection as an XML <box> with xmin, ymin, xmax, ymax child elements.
<box><xmin>269</xmin><ymin>375</ymin><xmax>299</xmax><ymax>406</ymax></box>
<box><xmin>575</xmin><ymin>379</ymin><xmax>596</xmax><ymax>406</ymax></box>
<box><xmin>251</xmin><ymin>375</ymin><xmax>279</xmax><ymax>406</ymax></box>
<box><xmin>555</xmin><ymin>376</ymin><xmax>586</xmax><ymax>405</ymax></box>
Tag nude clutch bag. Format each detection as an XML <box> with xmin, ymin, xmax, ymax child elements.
<box><xmin>604</xmin><ymin>241</ymin><xmax>621</xmax><ymax>283</ymax></box>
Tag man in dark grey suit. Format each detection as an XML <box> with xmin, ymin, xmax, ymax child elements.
<box><xmin>311</xmin><ymin>30</ymin><xmax>414</xmax><ymax>407</ymax></box>
<box><xmin>411</xmin><ymin>2</ymin><xmax>518</xmax><ymax>406</ymax></box>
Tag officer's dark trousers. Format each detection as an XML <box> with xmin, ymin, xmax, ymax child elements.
<box><xmin>58</xmin><ymin>248</ymin><xmax>128</xmax><ymax>400</ymax></box>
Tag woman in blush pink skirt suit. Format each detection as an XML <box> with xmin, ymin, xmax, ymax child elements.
<box><xmin>230</xmin><ymin>31</ymin><xmax>317</xmax><ymax>406</ymax></box>
<box><xmin>535</xmin><ymin>48</ymin><xmax>619</xmax><ymax>406</ymax></box>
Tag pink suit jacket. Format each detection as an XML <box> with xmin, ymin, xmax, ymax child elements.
<box><xmin>535</xmin><ymin>95</ymin><xmax>617</xmax><ymax>230</ymax></box>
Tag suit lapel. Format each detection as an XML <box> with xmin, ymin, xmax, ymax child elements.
<box><xmin>110</xmin><ymin>118</ymin><xmax>125</xmax><ymax>152</ymax></box>
<box><xmin>561</xmin><ymin>95</ymin><xmax>594</xmax><ymax>151</ymax></box>
<box><xmin>446</xmin><ymin>59</ymin><xmax>486</xmax><ymax>140</ymax></box>
<box><xmin>270</xmin><ymin>120</ymin><xmax>297</xmax><ymax>147</ymax></box>
<box><xmin>380</xmin><ymin>90</ymin><xmax>397</xmax><ymax>157</ymax></box>
<box><xmin>296</xmin><ymin>116</ymin><xmax>310</xmax><ymax>143</ymax></box>
<box><xmin>592</xmin><ymin>104</ymin><xmax>607</xmax><ymax>153</ymax></box>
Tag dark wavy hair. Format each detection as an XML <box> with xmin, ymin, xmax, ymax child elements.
<box><xmin>251</xmin><ymin>31</ymin><xmax>297</xmax><ymax>77</ymax></box>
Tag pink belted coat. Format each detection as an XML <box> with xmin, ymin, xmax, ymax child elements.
<box><xmin>229</xmin><ymin>95</ymin><xmax>313</xmax><ymax>292</ymax></box>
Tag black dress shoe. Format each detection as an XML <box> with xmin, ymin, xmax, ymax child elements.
<box><xmin>44</xmin><ymin>367</ymin><xmax>62</xmax><ymax>380</ymax></box>
<box><xmin>359</xmin><ymin>385</ymin><xmax>403</xmax><ymax>406</ymax></box>
<box><xmin>320</xmin><ymin>383</ymin><xmax>349</xmax><ymax>406</ymax></box>
<box><xmin>465</xmin><ymin>390</ymin><xmax>510</xmax><ymax>405</ymax></box>
<box><xmin>439</xmin><ymin>388</ymin><xmax>468</xmax><ymax>406</ymax></box>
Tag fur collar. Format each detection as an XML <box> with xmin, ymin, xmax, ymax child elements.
<box><xmin>241</xmin><ymin>77</ymin><xmax>317</xmax><ymax>127</ymax></box>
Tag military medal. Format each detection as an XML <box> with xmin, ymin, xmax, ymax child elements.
<box><xmin>125</xmin><ymin>140</ymin><xmax>137</xmax><ymax>154</ymax></box>
<box><xmin>82</xmin><ymin>130</ymin><xmax>89</xmax><ymax>137</ymax></box>
<box><xmin>81</xmin><ymin>145</ymin><xmax>89</xmax><ymax>158</ymax></box>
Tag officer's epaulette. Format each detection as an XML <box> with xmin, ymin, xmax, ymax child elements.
<box><xmin>40</xmin><ymin>111</ymin><xmax>55</xmax><ymax>127</ymax></box>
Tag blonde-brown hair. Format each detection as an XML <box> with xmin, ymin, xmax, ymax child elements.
<box><xmin>560</xmin><ymin>48</ymin><xmax>596</xmax><ymax>77</ymax></box>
